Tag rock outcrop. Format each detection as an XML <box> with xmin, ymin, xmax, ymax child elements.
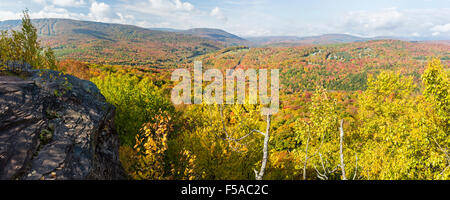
<box><xmin>0</xmin><ymin>66</ymin><xmax>125</xmax><ymax>180</ymax></box>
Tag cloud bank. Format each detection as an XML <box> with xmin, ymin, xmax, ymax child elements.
<box><xmin>0</xmin><ymin>0</ymin><xmax>449</xmax><ymax>39</ymax></box>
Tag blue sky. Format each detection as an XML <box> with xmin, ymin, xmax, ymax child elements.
<box><xmin>0</xmin><ymin>0</ymin><xmax>449</xmax><ymax>38</ymax></box>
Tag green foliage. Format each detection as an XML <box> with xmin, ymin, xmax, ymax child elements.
<box><xmin>423</xmin><ymin>58</ymin><xmax>450</xmax><ymax>130</ymax></box>
<box><xmin>20</xmin><ymin>9</ymin><xmax>40</xmax><ymax>67</ymax></box>
<box><xmin>2</xmin><ymin>10</ymin><xmax>449</xmax><ymax>180</ymax></box>
<box><xmin>43</xmin><ymin>47</ymin><xmax>57</xmax><ymax>70</ymax></box>
<box><xmin>421</xmin><ymin>58</ymin><xmax>450</xmax><ymax>179</ymax></box>
<box><xmin>357</xmin><ymin>69</ymin><xmax>449</xmax><ymax>179</ymax></box>
<box><xmin>167</xmin><ymin>103</ymin><xmax>266</xmax><ymax>180</ymax></box>
<box><xmin>40</xmin><ymin>123</ymin><xmax>55</xmax><ymax>145</ymax></box>
<box><xmin>293</xmin><ymin>88</ymin><xmax>342</xmax><ymax>180</ymax></box>
<box><xmin>107</xmin><ymin>59</ymin><xmax>449</xmax><ymax>180</ymax></box>
<box><xmin>357</xmin><ymin>72</ymin><xmax>417</xmax><ymax>179</ymax></box>
<box><xmin>91</xmin><ymin>73</ymin><xmax>174</xmax><ymax>145</ymax></box>
<box><xmin>131</xmin><ymin>112</ymin><xmax>171</xmax><ymax>180</ymax></box>
<box><xmin>0</xmin><ymin>10</ymin><xmax>56</xmax><ymax>70</ymax></box>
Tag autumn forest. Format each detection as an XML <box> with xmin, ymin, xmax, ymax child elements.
<box><xmin>1</xmin><ymin>10</ymin><xmax>449</xmax><ymax>180</ymax></box>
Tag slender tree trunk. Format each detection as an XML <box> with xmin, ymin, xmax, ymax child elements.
<box><xmin>303</xmin><ymin>126</ymin><xmax>311</xmax><ymax>180</ymax></box>
<box><xmin>339</xmin><ymin>119</ymin><xmax>347</xmax><ymax>180</ymax></box>
<box><xmin>256</xmin><ymin>114</ymin><xmax>271</xmax><ymax>180</ymax></box>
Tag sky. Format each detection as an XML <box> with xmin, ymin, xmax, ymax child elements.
<box><xmin>0</xmin><ymin>0</ymin><xmax>449</xmax><ymax>39</ymax></box>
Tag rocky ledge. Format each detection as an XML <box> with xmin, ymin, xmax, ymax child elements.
<box><xmin>0</xmin><ymin>67</ymin><xmax>125</xmax><ymax>180</ymax></box>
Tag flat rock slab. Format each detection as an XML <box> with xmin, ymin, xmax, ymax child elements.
<box><xmin>0</xmin><ymin>70</ymin><xmax>125</xmax><ymax>180</ymax></box>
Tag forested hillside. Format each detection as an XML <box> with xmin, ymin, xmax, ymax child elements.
<box><xmin>246</xmin><ymin>34</ymin><xmax>370</xmax><ymax>46</ymax></box>
<box><xmin>196</xmin><ymin>41</ymin><xmax>450</xmax><ymax>94</ymax></box>
<box><xmin>0</xmin><ymin>18</ymin><xmax>225</xmax><ymax>68</ymax></box>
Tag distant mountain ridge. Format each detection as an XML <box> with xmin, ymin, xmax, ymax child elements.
<box><xmin>0</xmin><ymin>18</ymin><xmax>248</xmax><ymax>46</ymax></box>
<box><xmin>150</xmin><ymin>27</ymin><xmax>247</xmax><ymax>46</ymax></box>
<box><xmin>1</xmin><ymin>18</ymin><xmax>448</xmax><ymax>65</ymax></box>
<box><xmin>0</xmin><ymin>18</ymin><xmax>227</xmax><ymax>66</ymax></box>
<box><xmin>181</xmin><ymin>28</ymin><xmax>247</xmax><ymax>46</ymax></box>
<box><xmin>2</xmin><ymin>18</ymin><xmax>447</xmax><ymax>49</ymax></box>
<box><xmin>246</xmin><ymin>34</ymin><xmax>450</xmax><ymax>47</ymax></box>
<box><xmin>247</xmin><ymin>34</ymin><xmax>376</xmax><ymax>46</ymax></box>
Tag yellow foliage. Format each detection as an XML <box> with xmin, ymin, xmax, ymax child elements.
<box><xmin>130</xmin><ymin>111</ymin><xmax>171</xmax><ymax>180</ymax></box>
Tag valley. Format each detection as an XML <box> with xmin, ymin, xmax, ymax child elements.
<box><xmin>1</xmin><ymin>15</ymin><xmax>449</xmax><ymax>180</ymax></box>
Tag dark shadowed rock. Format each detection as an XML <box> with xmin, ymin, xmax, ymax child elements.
<box><xmin>0</xmin><ymin>68</ymin><xmax>125</xmax><ymax>180</ymax></box>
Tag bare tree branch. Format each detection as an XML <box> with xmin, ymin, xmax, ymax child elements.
<box><xmin>430</xmin><ymin>135</ymin><xmax>450</xmax><ymax>176</ymax></box>
<box><xmin>313</xmin><ymin>152</ymin><xmax>338</xmax><ymax>180</ymax></box>
<box><xmin>431</xmin><ymin>135</ymin><xmax>449</xmax><ymax>162</ymax></box>
<box><xmin>311</xmin><ymin>122</ymin><xmax>339</xmax><ymax>180</ymax></box>
<box><xmin>217</xmin><ymin>105</ymin><xmax>271</xmax><ymax>180</ymax></box>
<box><xmin>313</xmin><ymin>164</ymin><xmax>328</xmax><ymax>180</ymax></box>
<box><xmin>311</xmin><ymin>119</ymin><xmax>359</xmax><ymax>180</ymax></box>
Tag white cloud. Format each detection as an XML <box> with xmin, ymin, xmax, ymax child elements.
<box><xmin>347</xmin><ymin>8</ymin><xmax>403</xmax><ymax>31</ymax></box>
<box><xmin>148</xmin><ymin>0</ymin><xmax>194</xmax><ymax>12</ymax></box>
<box><xmin>30</xmin><ymin>5</ymin><xmax>81</xmax><ymax>19</ymax></box>
<box><xmin>117</xmin><ymin>0</ymin><xmax>200</xmax><ymax>29</ymax></box>
<box><xmin>32</xmin><ymin>0</ymin><xmax>46</xmax><ymax>4</ymax></box>
<box><xmin>51</xmin><ymin>0</ymin><xmax>86</xmax><ymax>7</ymax></box>
<box><xmin>122</xmin><ymin>0</ymin><xmax>196</xmax><ymax>18</ymax></box>
<box><xmin>17</xmin><ymin>1</ymin><xmax>133</xmax><ymax>25</ymax></box>
<box><xmin>2</xmin><ymin>1</ymin><xmax>450</xmax><ymax>38</ymax></box>
<box><xmin>432</xmin><ymin>23</ymin><xmax>450</xmax><ymax>32</ymax></box>
<box><xmin>338</xmin><ymin>8</ymin><xmax>450</xmax><ymax>38</ymax></box>
<box><xmin>210</xmin><ymin>7</ymin><xmax>227</xmax><ymax>22</ymax></box>
<box><xmin>31</xmin><ymin>0</ymin><xmax>86</xmax><ymax>7</ymax></box>
<box><xmin>88</xmin><ymin>1</ymin><xmax>116</xmax><ymax>21</ymax></box>
<box><xmin>0</xmin><ymin>11</ymin><xmax>22</xmax><ymax>21</ymax></box>
<box><xmin>116</xmin><ymin>13</ymin><xmax>135</xmax><ymax>24</ymax></box>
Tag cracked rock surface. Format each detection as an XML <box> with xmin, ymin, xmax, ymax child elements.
<box><xmin>0</xmin><ymin>69</ymin><xmax>125</xmax><ymax>180</ymax></box>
